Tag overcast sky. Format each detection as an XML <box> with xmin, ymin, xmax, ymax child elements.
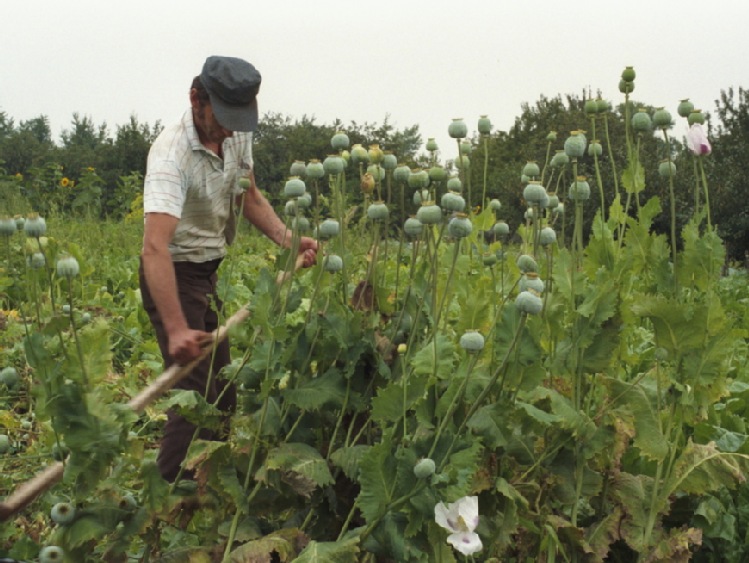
<box><xmin>2</xmin><ymin>0</ymin><xmax>746</xmax><ymax>162</ymax></box>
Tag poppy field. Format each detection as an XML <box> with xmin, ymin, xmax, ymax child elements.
<box><xmin>3</xmin><ymin>68</ymin><xmax>749</xmax><ymax>562</ymax></box>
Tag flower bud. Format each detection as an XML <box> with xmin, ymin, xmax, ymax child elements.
<box><xmin>360</xmin><ymin>173</ymin><xmax>376</xmax><ymax>195</ymax></box>
<box><xmin>658</xmin><ymin>160</ymin><xmax>676</xmax><ymax>178</ymax></box>
<box><xmin>588</xmin><ymin>141</ymin><xmax>603</xmax><ymax>157</ymax></box>
<box><xmin>350</xmin><ymin>144</ymin><xmax>369</xmax><ymax>164</ymax></box>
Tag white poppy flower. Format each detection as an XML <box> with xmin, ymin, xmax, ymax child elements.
<box><xmin>434</xmin><ymin>495</ymin><xmax>483</xmax><ymax>556</ymax></box>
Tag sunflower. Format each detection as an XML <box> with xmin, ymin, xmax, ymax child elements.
<box><xmin>60</xmin><ymin>177</ymin><xmax>71</xmax><ymax>188</ymax></box>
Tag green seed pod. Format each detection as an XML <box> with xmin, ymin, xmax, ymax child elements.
<box><xmin>515</xmin><ymin>290</ymin><xmax>543</xmax><ymax>315</ymax></box>
<box><xmin>448</xmin><ymin>118</ymin><xmax>468</xmax><ymax>139</ymax></box>
<box><xmin>39</xmin><ymin>546</ymin><xmax>65</xmax><ymax>563</ymax></box>
<box><xmin>367</xmin><ymin>201</ymin><xmax>389</xmax><ymax>221</ymax></box>
<box><xmin>119</xmin><ymin>493</ymin><xmax>138</xmax><ymax>510</ymax></box>
<box><xmin>403</xmin><ymin>217</ymin><xmax>424</xmax><ymax>238</ymax></box>
<box><xmin>52</xmin><ymin>442</ymin><xmax>69</xmax><ymax>461</ymax></box>
<box><xmin>350</xmin><ymin>144</ymin><xmax>369</xmax><ymax>164</ymax></box>
<box><xmin>584</xmin><ymin>99</ymin><xmax>599</xmax><ymax>116</ymax></box>
<box><xmin>546</xmin><ymin>194</ymin><xmax>559</xmax><ymax>209</ymax></box>
<box><xmin>632</xmin><ymin>109</ymin><xmax>652</xmax><ymax>133</ymax></box>
<box><xmin>0</xmin><ymin>367</ymin><xmax>19</xmax><ymax>389</ymax></box>
<box><xmin>524</xmin><ymin>207</ymin><xmax>537</xmax><ymax>220</ymax></box>
<box><xmin>539</xmin><ymin>227</ymin><xmax>557</xmax><ymax>247</ymax></box>
<box><xmin>0</xmin><ymin>434</ymin><xmax>10</xmax><ymax>454</ymax></box>
<box><xmin>523</xmin><ymin>181</ymin><xmax>547</xmax><ymax>204</ymax></box>
<box><xmin>441</xmin><ymin>191</ymin><xmax>466</xmax><ymax>213</ymax></box>
<box><xmin>0</xmin><ymin>217</ymin><xmax>16</xmax><ymax>237</ymax></box>
<box><xmin>489</xmin><ymin>198</ymin><xmax>501</xmax><ymax>212</ymax></box>
<box><xmin>382</xmin><ymin>152</ymin><xmax>397</xmax><ymax>170</ymax></box>
<box><xmin>56</xmin><ymin>255</ymin><xmax>80</xmax><ymax>279</ymax></box>
<box><xmin>596</xmin><ymin>98</ymin><xmax>611</xmax><ymax>114</ymax></box>
<box><xmin>522</xmin><ymin>161</ymin><xmax>540</xmax><ymax>178</ymax></box>
<box><xmin>459</xmin><ymin>139</ymin><xmax>472</xmax><ymax>155</ymax></box>
<box><xmin>447</xmin><ymin>213</ymin><xmax>473</xmax><ymax>238</ymax></box>
<box><xmin>478</xmin><ymin>115</ymin><xmax>492</xmax><ymax>135</ymax></box>
<box><xmin>550</xmin><ymin>150</ymin><xmax>570</xmax><ymax>169</ymax></box>
<box><xmin>340</xmin><ymin>150</ymin><xmax>350</xmax><ymax>164</ymax></box>
<box><xmin>621</xmin><ymin>66</ymin><xmax>636</xmax><ymax>82</ymax></box>
<box><xmin>482</xmin><ymin>253</ymin><xmax>498</xmax><ymax>266</ymax></box>
<box><xmin>460</xmin><ymin>330</ymin><xmax>485</xmax><ymax>352</ymax></box>
<box><xmin>29</xmin><ymin>252</ymin><xmax>46</xmax><ymax>269</ymax></box>
<box><xmin>455</xmin><ymin>155</ymin><xmax>471</xmax><ymax>170</ymax></box>
<box><xmin>677</xmin><ymin>98</ymin><xmax>694</xmax><ymax>118</ymax></box>
<box><xmin>24</xmin><ymin>214</ymin><xmax>47</xmax><ymax>237</ymax></box>
<box><xmin>297</xmin><ymin>192</ymin><xmax>312</xmax><ymax>209</ymax></box>
<box><xmin>318</xmin><ymin>219</ymin><xmax>340</xmax><ymax>240</ymax></box>
<box><xmin>446</xmin><ymin>175</ymin><xmax>462</xmax><ymax>193</ymax></box>
<box><xmin>426</xmin><ymin>137</ymin><xmax>439</xmax><ymax>152</ymax></box>
<box><xmin>306</xmin><ymin>159</ymin><xmax>325</xmax><ymax>179</ymax></box>
<box><xmin>283</xmin><ymin>177</ymin><xmax>306</xmax><ymax>199</ymax></box>
<box><xmin>413</xmin><ymin>458</ymin><xmax>436</xmax><ymax>478</ymax></box>
<box><xmin>323</xmin><ymin>254</ymin><xmax>343</xmax><ymax>273</ymax></box>
<box><xmin>289</xmin><ymin>160</ymin><xmax>307</xmax><ymax>178</ymax></box>
<box><xmin>323</xmin><ymin>155</ymin><xmax>345</xmax><ymax>175</ymax></box>
<box><xmin>394</xmin><ymin>164</ymin><xmax>411</xmax><ymax>184</ymax></box>
<box><xmin>284</xmin><ymin>200</ymin><xmax>298</xmax><ymax>217</ymax></box>
<box><xmin>292</xmin><ymin>216</ymin><xmax>310</xmax><ymax>232</ymax></box>
<box><xmin>688</xmin><ymin>109</ymin><xmax>705</xmax><ymax>125</ymax></box>
<box><xmin>568</xmin><ymin>176</ymin><xmax>591</xmax><ymax>201</ymax></box>
<box><xmin>546</xmin><ymin>131</ymin><xmax>558</xmax><ymax>142</ymax></box>
<box><xmin>412</xmin><ymin>188</ymin><xmax>430</xmax><ymax>206</ymax></box>
<box><xmin>62</xmin><ymin>304</ymin><xmax>71</xmax><ymax>315</ymax></box>
<box><xmin>517</xmin><ymin>254</ymin><xmax>538</xmax><ymax>273</ymax></box>
<box><xmin>563</xmin><ymin>132</ymin><xmax>586</xmax><ymax>158</ymax></box>
<box><xmin>367</xmin><ymin>164</ymin><xmax>386</xmax><ymax>182</ymax></box>
<box><xmin>368</xmin><ymin>144</ymin><xmax>384</xmax><ymax>164</ymax></box>
<box><xmin>416</xmin><ymin>203</ymin><xmax>443</xmax><ymax>225</ymax></box>
<box><xmin>652</xmin><ymin>107</ymin><xmax>673</xmax><ymax>129</ymax></box>
<box><xmin>555</xmin><ymin>202</ymin><xmax>565</xmax><ymax>215</ymax></box>
<box><xmin>50</xmin><ymin>502</ymin><xmax>76</xmax><ymax>525</ymax></box>
<box><xmin>81</xmin><ymin>312</ymin><xmax>92</xmax><ymax>323</ymax></box>
<box><xmin>618</xmin><ymin>79</ymin><xmax>634</xmax><ymax>94</ymax></box>
<box><xmin>238</xmin><ymin>177</ymin><xmax>251</xmax><ymax>189</ymax></box>
<box><xmin>15</xmin><ymin>216</ymin><xmax>25</xmax><ymax>230</ymax></box>
<box><xmin>588</xmin><ymin>141</ymin><xmax>603</xmax><ymax>157</ymax></box>
<box><xmin>331</xmin><ymin>131</ymin><xmax>350</xmax><ymax>151</ymax></box>
<box><xmin>519</xmin><ymin>272</ymin><xmax>545</xmax><ymax>294</ymax></box>
<box><xmin>429</xmin><ymin>165</ymin><xmax>448</xmax><ymax>183</ymax></box>
<box><xmin>493</xmin><ymin>221</ymin><xmax>510</xmax><ymax>237</ymax></box>
<box><xmin>408</xmin><ymin>168</ymin><xmax>430</xmax><ymax>190</ymax></box>
<box><xmin>658</xmin><ymin>160</ymin><xmax>677</xmax><ymax>178</ymax></box>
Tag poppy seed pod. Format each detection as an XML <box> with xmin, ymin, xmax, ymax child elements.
<box><xmin>551</xmin><ymin>150</ymin><xmax>570</xmax><ymax>169</ymax></box>
<box><xmin>515</xmin><ymin>290</ymin><xmax>543</xmax><ymax>315</ymax></box>
<box><xmin>368</xmin><ymin>144</ymin><xmax>384</xmax><ymax>164</ymax></box>
<box><xmin>546</xmin><ymin>194</ymin><xmax>559</xmax><ymax>209</ymax></box>
<box><xmin>522</xmin><ymin>161</ymin><xmax>540</xmax><ymax>178</ymax></box>
<box><xmin>283</xmin><ymin>177</ymin><xmax>306</xmax><ymax>198</ymax></box>
<box><xmin>367</xmin><ymin>164</ymin><xmax>386</xmax><ymax>182</ymax></box>
<box><xmin>460</xmin><ymin>330</ymin><xmax>485</xmax><ymax>352</ymax></box>
<box><xmin>416</xmin><ymin>203</ymin><xmax>443</xmax><ymax>225</ymax></box>
<box><xmin>331</xmin><ymin>131</ymin><xmax>350</xmax><ymax>151</ymax></box>
<box><xmin>459</xmin><ymin>140</ymin><xmax>472</xmax><ymax>155</ymax></box>
<box><xmin>677</xmin><ymin>98</ymin><xmax>694</xmax><ymax>118</ymax></box>
<box><xmin>297</xmin><ymin>192</ymin><xmax>312</xmax><ymax>209</ymax></box>
<box><xmin>652</xmin><ymin>108</ymin><xmax>673</xmax><ymax>129</ymax></box>
<box><xmin>489</xmin><ymin>198</ymin><xmax>502</xmax><ymax>212</ymax></box>
<box><xmin>596</xmin><ymin>98</ymin><xmax>611</xmax><ymax>114</ymax></box>
<box><xmin>323</xmin><ymin>254</ymin><xmax>343</xmax><ymax>272</ymax></box>
<box><xmin>0</xmin><ymin>217</ymin><xmax>16</xmax><ymax>237</ymax></box>
<box><xmin>29</xmin><ymin>252</ymin><xmax>45</xmax><ymax>269</ymax></box>
<box><xmin>360</xmin><ymin>173</ymin><xmax>376</xmax><ymax>195</ymax></box>
<box><xmin>519</xmin><ymin>271</ymin><xmax>545</xmax><ymax>294</ymax></box>
<box><xmin>546</xmin><ymin>131</ymin><xmax>558</xmax><ymax>142</ymax></box>
<box><xmin>658</xmin><ymin>160</ymin><xmax>677</xmax><ymax>178</ymax></box>
<box><xmin>569</xmin><ymin>176</ymin><xmax>591</xmax><ymax>201</ymax></box>
<box><xmin>382</xmin><ymin>152</ymin><xmax>397</xmax><ymax>170</ymax></box>
<box><xmin>408</xmin><ymin>169</ymin><xmax>430</xmax><ymax>190</ymax></box>
<box><xmin>523</xmin><ymin>181</ymin><xmax>547</xmax><ymax>204</ymax></box>
<box><xmin>621</xmin><ymin>66</ymin><xmax>636</xmax><ymax>82</ymax></box>
<box><xmin>412</xmin><ymin>189</ymin><xmax>430</xmax><ymax>205</ymax></box>
<box><xmin>517</xmin><ymin>254</ymin><xmax>538</xmax><ymax>273</ymax></box>
<box><xmin>318</xmin><ymin>219</ymin><xmax>340</xmax><ymax>239</ymax></box>
<box><xmin>455</xmin><ymin>155</ymin><xmax>471</xmax><ymax>170</ymax></box>
<box><xmin>306</xmin><ymin>159</ymin><xmax>325</xmax><ymax>179</ymax></box>
<box><xmin>448</xmin><ymin>118</ymin><xmax>468</xmax><ymax>139</ymax></box>
<box><xmin>350</xmin><ymin>144</ymin><xmax>369</xmax><ymax>164</ymax></box>
<box><xmin>24</xmin><ymin>214</ymin><xmax>46</xmax><ymax>238</ymax></box>
<box><xmin>539</xmin><ymin>227</ymin><xmax>557</xmax><ymax>247</ymax></box>
<box><xmin>619</xmin><ymin>79</ymin><xmax>634</xmax><ymax>94</ymax></box>
<box><xmin>688</xmin><ymin>109</ymin><xmax>706</xmax><ymax>126</ymax></box>
<box><xmin>584</xmin><ymin>99</ymin><xmax>599</xmax><ymax>116</ymax></box>
<box><xmin>429</xmin><ymin>165</ymin><xmax>448</xmax><ymax>183</ymax></box>
<box><xmin>292</xmin><ymin>216</ymin><xmax>310</xmax><ymax>232</ymax></box>
<box><xmin>404</xmin><ymin>217</ymin><xmax>424</xmax><ymax>238</ymax></box>
<box><xmin>446</xmin><ymin>176</ymin><xmax>462</xmax><ymax>193</ymax></box>
<box><xmin>493</xmin><ymin>221</ymin><xmax>510</xmax><ymax>237</ymax></box>
<box><xmin>56</xmin><ymin>255</ymin><xmax>80</xmax><ymax>279</ymax></box>
<box><xmin>284</xmin><ymin>200</ymin><xmax>298</xmax><ymax>217</ymax></box>
<box><xmin>394</xmin><ymin>164</ymin><xmax>411</xmax><ymax>184</ymax></box>
<box><xmin>367</xmin><ymin>201</ymin><xmax>389</xmax><ymax>221</ymax></box>
<box><xmin>441</xmin><ymin>191</ymin><xmax>466</xmax><ymax>212</ymax></box>
<box><xmin>632</xmin><ymin>109</ymin><xmax>652</xmax><ymax>133</ymax></box>
<box><xmin>289</xmin><ymin>160</ymin><xmax>307</xmax><ymax>178</ymax></box>
<box><xmin>563</xmin><ymin>132</ymin><xmax>586</xmax><ymax>159</ymax></box>
<box><xmin>588</xmin><ymin>141</ymin><xmax>603</xmax><ymax>157</ymax></box>
<box><xmin>448</xmin><ymin>213</ymin><xmax>473</xmax><ymax>238</ymax></box>
<box><xmin>426</xmin><ymin>137</ymin><xmax>439</xmax><ymax>152</ymax></box>
<box><xmin>323</xmin><ymin>155</ymin><xmax>345</xmax><ymax>175</ymax></box>
<box><xmin>478</xmin><ymin>115</ymin><xmax>492</xmax><ymax>135</ymax></box>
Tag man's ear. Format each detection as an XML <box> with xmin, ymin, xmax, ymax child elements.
<box><xmin>189</xmin><ymin>88</ymin><xmax>200</xmax><ymax>109</ymax></box>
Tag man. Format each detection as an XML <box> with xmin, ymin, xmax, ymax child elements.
<box><xmin>139</xmin><ymin>55</ymin><xmax>317</xmax><ymax>482</ymax></box>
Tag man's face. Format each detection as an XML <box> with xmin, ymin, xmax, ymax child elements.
<box><xmin>191</xmin><ymin>90</ymin><xmax>233</xmax><ymax>146</ymax></box>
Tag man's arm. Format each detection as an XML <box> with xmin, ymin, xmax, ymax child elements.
<box><xmin>239</xmin><ymin>171</ymin><xmax>318</xmax><ymax>265</ymax></box>
<box><xmin>141</xmin><ymin>212</ymin><xmax>209</xmax><ymax>364</ymax></box>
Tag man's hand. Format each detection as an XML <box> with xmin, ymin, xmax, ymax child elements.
<box><xmin>298</xmin><ymin>236</ymin><xmax>318</xmax><ymax>268</ymax></box>
<box><xmin>168</xmin><ymin>327</ymin><xmax>213</xmax><ymax>365</ymax></box>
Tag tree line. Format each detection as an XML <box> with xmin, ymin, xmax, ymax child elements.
<box><xmin>1</xmin><ymin>87</ymin><xmax>747</xmax><ymax>258</ymax></box>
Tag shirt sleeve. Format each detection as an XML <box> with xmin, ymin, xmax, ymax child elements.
<box><xmin>143</xmin><ymin>156</ymin><xmax>185</xmax><ymax>218</ymax></box>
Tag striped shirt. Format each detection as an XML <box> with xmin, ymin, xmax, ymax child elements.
<box><xmin>143</xmin><ymin>110</ymin><xmax>253</xmax><ymax>262</ymax></box>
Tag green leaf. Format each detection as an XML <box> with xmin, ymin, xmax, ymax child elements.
<box><xmin>162</xmin><ymin>390</ymin><xmax>223</xmax><ymax>430</ymax></box>
<box><xmin>229</xmin><ymin>528</ymin><xmax>308</xmax><ymax>562</ymax></box>
<box><xmin>293</xmin><ymin>537</ymin><xmax>360</xmax><ymax>562</ymax></box>
<box><xmin>357</xmin><ymin>434</ymin><xmax>396</xmax><ymax>522</ymax></box>
<box><xmin>410</xmin><ymin>335</ymin><xmax>457</xmax><ymax>381</ymax></box>
<box><xmin>371</xmin><ymin>371</ymin><xmax>429</xmax><ymax>424</ymax></box>
<box><xmin>585</xmin><ymin>507</ymin><xmax>623</xmax><ymax>563</ymax></box>
<box><xmin>264</xmin><ymin>442</ymin><xmax>334</xmax><ymax>492</ymax></box>
<box><xmin>330</xmin><ymin>445</ymin><xmax>369</xmax><ymax>480</ymax></box>
<box><xmin>622</xmin><ymin>158</ymin><xmax>645</xmax><ymax>195</ymax></box>
<box><xmin>282</xmin><ymin>367</ymin><xmax>347</xmax><ymax>411</ymax></box>
<box><xmin>607</xmin><ymin>378</ymin><xmax>669</xmax><ymax>461</ymax></box>
<box><xmin>662</xmin><ymin>440</ymin><xmax>749</xmax><ymax>498</ymax></box>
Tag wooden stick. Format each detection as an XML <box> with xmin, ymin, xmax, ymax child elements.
<box><xmin>0</xmin><ymin>254</ymin><xmax>306</xmax><ymax>521</ymax></box>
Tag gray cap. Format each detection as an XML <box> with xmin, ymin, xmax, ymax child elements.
<box><xmin>200</xmin><ymin>56</ymin><xmax>261</xmax><ymax>132</ymax></box>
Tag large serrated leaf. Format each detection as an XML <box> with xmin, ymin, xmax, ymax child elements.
<box><xmin>282</xmin><ymin>368</ymin><xmax>347</xmax><ymax>411</ymax></box>
<box><xmin>265</xmin><ymin>442</ymin><xmax>334</xmax><ymax>490</ymax></box>
<box><xmin>330</xmin><ymin>445</ymin><xmax>369</xmax><ymax>480</ymax></box>
<box><xmin>292</xmin><ymin>536</ymin><xmax>360</xmax><ymax>562</ymax></box>
<box><xmin>356</xmin><ymin>434</ymin><xmax>396</xmax><ymax>522</ymax></box>
<box><xmin>608</xmin><ymin>378</ymin><xmax>669</xmax><ymax>461</ymax></box>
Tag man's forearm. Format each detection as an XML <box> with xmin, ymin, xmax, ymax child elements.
<box><xmin>241</xmin><ymin>182</ymin><xmax>290</xmax><ymax>247</ymax></box>
<box><xmin>141</xmin><ymin>250</ymin><xmax>187</xmax><ymax>337</ymax></box>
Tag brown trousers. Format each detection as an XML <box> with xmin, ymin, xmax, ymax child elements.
<box><xmin>139</xmin><ymin>258</ymin><xmax>236</xmax><ymax>482</ymax></box>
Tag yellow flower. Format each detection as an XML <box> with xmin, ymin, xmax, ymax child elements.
<box><xmin>60</xmin><ymin>177</ymin><xmax>71</xmax><ymax>188</ymax></box>
<box><xmin>87</xmin><ymin>166</ymin><xmax>95</xmax><ymax>172</ymax></box>
<box><xmin>14</xmin><ymin>173</ymin><xmax>23</xmax><ymax>181</ymax></box>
